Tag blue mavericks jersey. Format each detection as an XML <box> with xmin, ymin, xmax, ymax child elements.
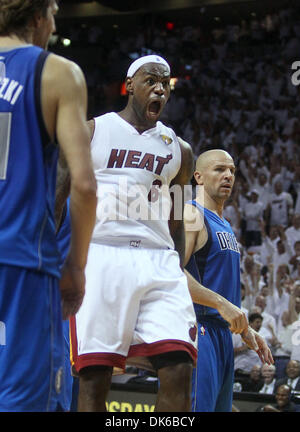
<box><xmin>185</xmin><ymin>200</ymin><xmax>241</xmax><ymax>324</ymax></box>
<box><xmin>0</xmin><ymin>45</ymin><xmax>60</xmax><ymax>277</ymax></box>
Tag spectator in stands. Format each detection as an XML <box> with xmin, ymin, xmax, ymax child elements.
<box><xmin>273</xmin><ymin>311</ymin><xmax>293</xmax><ymax>379</ymax></box>
<box><xmin>253</xmin><ymin>172</ymin><xmax>271</xmax><ymax>211</ymax></box>
<box><xmin>266</xmin><ymin>180</ymin><xmax>293</xmax><ymax>229</ymax></box>
<box><xmin>259</xmin><ymin>364</ymin><xmax>277</xmax><ymax>394</ymax></box>
<box><xmin>243</xmin><ymin>189</ymin><xmax>264</xmax><ymax>250</ymax></box>
<box><xmin>272</xmin><ymin>226</ymin><xmax>294</xmax><ymax>276</ymax></box>
<box><xmin>254</xmin><ymin>295</ymin><xmax>277</xmax><ymax>337</ymax></box>
<box><xmin>274</xmin><ymin>264</ymin><xmax>292</xmax><ymax>329</ymax></box>
<box><xmin>257</xmin><ymin>384</ymin><xmax>300</xmax><ymax>412</ymax></box>
<box><xmin>292</xmin><ymin>259</ymin><xmax>300</xmax><ymax>281</ymax></box>
<box><xmin>287</xmin><ymin>286</ymin><xmax>300</xmax><ymax>326</ymax></box>
<box><xmin>241</xmin><ymin>364</ymin><xmax>264</xmax><ymax>392</ymax></box>
<box><xmin>289</xmin><ymin>296</ymin><xmax>300</xmax><ymax>363</ymax></box>
<box><xmin>275</xmin><ymin>360</ymin><xmax>300</xmax><ymax>392</ymax></box>
<box><xmin>259</xmin><ymin>262</ymin><xmax>281</xmax><ymax>320</ymax></box>
<box><xmin>294</xmin><ymin>167</ymin><xmax>300</xmax><ymax>215</ymax></box>
<box><xmin>241</xmin><ymin>255</ymin><xmax>260</xmax><ymax>310</ymax></box>
<box><xmin>282</xmin><ymin>287</ymin><xmax>300</xmax><ymax>362</ymax></box>
<box><xmin>259</xmin><ymin>224</ymin><xmax>280</xmax><ymax>268</ymax></box>
<box><xmin>289</xmin><ymin>240</ymin><xmax>300</xmax><ymax>275</ymax></box>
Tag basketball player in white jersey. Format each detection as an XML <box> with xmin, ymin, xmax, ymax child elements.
<box><xmin>68</xmin><ymin>55</ymin><xmax>198</xmax><ymax>412</ymax></box>
<box><xmin>66</xmin><ymin>55</ymin><xmax>250</xmax><ymax>412</ymax></box>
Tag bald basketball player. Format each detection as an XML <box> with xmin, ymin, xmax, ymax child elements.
<box><xmin>184</xmin><ymin>149</ymin><xmax>273</xmax><ymax>412</ymax></box>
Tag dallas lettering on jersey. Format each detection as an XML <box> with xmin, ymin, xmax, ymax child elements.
<box><xmin>216</xmin><ymin>231</ymin><xmax>239</xmax><ymax>253</ymax></box>
<box><xmin>107</xmin><ymin>149</ymin><xmax>173</xmax><ymax>175</ymax></box>
<box><xmin>0</xmin><ymin>77</ymin><xmax>23</xmax><ymax>105</ymax></box>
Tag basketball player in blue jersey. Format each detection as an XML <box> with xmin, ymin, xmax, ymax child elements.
<box><xmin>184</xmin><ymin>149</ymin><xmax>273</xmax><ymax>412</ymax></box>
<box><xmin>0</xmin><ymin>0</ymin><xmax>97</xmax><ymax>411</ymax></box>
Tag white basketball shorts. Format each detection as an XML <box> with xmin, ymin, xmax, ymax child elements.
<box><xmin>70</xmin><ymin>243</ymin><xmax>197</xmax><ymax>372</ymax></box>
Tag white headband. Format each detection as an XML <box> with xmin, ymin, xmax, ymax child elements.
<box><xmin>127</xmin><ymin>55</ymin><xmax>170</xmax><ymax>77</ymax></box>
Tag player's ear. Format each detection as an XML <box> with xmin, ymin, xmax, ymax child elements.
<box><xmin>125</xmin><ymin>77</ymin><xmax>134</xmax><ymax>95</ymax></box>
<box><xmin>194</xmin><ymin>171</ymin><xmax>203</xmax><ymax>185</ymax></box>
<box><xmin>30</xmin><ymin>10</ymin><xmax>44</xmax><ymax>30</ymax></box>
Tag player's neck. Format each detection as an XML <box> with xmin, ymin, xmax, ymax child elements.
<box><xmin>196</xmin><ymin>190</ymin><xmax>224</xmax><ymax>219</ymax></box>
<box><xmin>0</xmin><ymin>35</ymin><xmax>31</xmax><ymax>47</ymax></box>
<box><xmin>118</xmin><ymin>107</ymin><xmax>156</xmax><ymax>134</ymax></box>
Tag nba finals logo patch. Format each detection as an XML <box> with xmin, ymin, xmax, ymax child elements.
<box><xmin>160</xmin><ymin>134</ymin><xmax>172</xmax><ymax>145</ymax></box>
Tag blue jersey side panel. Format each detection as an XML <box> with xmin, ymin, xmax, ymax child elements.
<box><xmin>0</xmin><ymin>46</ymin><xmax>60</xmax><ymax>277</ymax></box>
<box><xmin>185</xmin><ymin>200</ymin><xmax>241</xmax><ymax>323</ymax></box>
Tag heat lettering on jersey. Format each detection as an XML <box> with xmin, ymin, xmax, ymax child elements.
<box><xmin>107</xmin><ymin>149</ymin><xmax>173</xmax><ymax>175</ymax></box>
<box><xmin>216</xmin><ymin>231</ymin><xmax>239</xmax><ymax>253</ymax></box>
<box><xmin>0</xmin><ymin>77</ymin><xmax>23</xmax><ymax>105</ymax></box>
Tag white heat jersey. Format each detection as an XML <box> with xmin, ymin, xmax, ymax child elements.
<box><xmin>90</xmin><ymin>112</ymin><xmax>182</xmax><ymax>249</ymax></box>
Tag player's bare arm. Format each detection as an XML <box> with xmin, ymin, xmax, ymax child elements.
<box><xmin>184</xmin><ymin>198</ymin><xmax>248</xmax><ymax>334</ymax></box>
<box><xmin>55</xmin><ymin>118</ymin><xmax>96</xmax><ymax>230</ymax></box>
<box><xmin>183</xmin><ymin>201</ymin><xmax>207</xmax><ymax>266</ymax></box>
<box><xmin>184</xmin><ymin>269</ymin><xmax>248</xmax><ymax>334</ymax></box>
<box><xmin>42</xmin><ymin>53</ymin><xmax>97</xmax><ymax>268</ymax></box>
<box><xmin>168</xmin><ymin>137</ymin><xmax>194</xmax><ymax>269</ymax></box>
<box><xmin>42</xmin><ymin>54</ymin><xmax>97</xmax><ymax>318</ymax></box>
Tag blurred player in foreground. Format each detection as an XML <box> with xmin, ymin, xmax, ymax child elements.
<box><xmin>0</xmin><ymin>0</ymin><xmax>96</xmax><ymax>411</ymax></box>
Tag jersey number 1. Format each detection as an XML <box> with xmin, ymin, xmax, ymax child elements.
<box><xmin>0</xmin><ymin>112</ymin><xmax>12</xmax><ymax>180</ymax></box>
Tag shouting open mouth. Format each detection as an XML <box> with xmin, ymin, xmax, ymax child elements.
<box><xmin>147</xmin><ymin>99</ymin><xmax>162</xmax><ymax>120</ymax></box>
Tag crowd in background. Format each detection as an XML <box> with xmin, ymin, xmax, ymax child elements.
<box><xmin>52</xmin><ymin>2</ymin><xmax>300</xmax><ymax>399</ymax></box>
